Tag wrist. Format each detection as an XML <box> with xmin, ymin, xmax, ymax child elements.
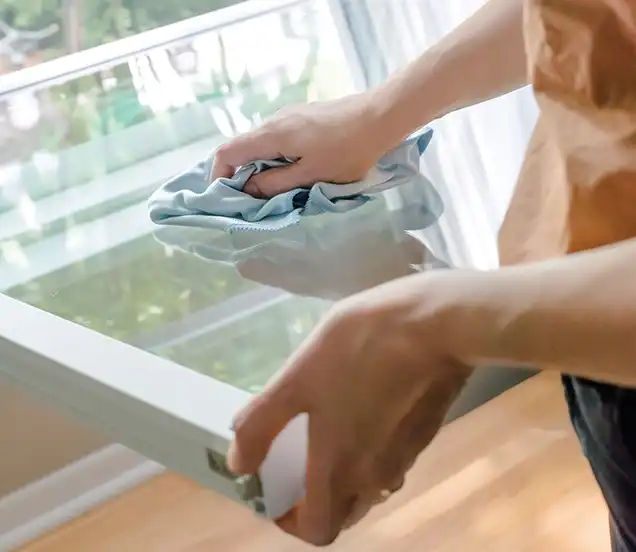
<box><xmin>402</xmin><ymin>271</ymin><xmax>478</xmax><ymax>384</ymax></box>
<box><xmin>367</xmin><ymin>47</ymin><xmax>458</xmax><ymax>143</ymax></box>
<box><xmin>364</xmin><ymin>60</ymin><xmax>442</xmax><ymax>151</ymax></box>
<box><xmin>430</xmin><ymin>269</ymin><xmax>509</xmax><ymax>370</ymax></box>
<box><xmin>435</xmin><ymin>266</ymin><xmax>549</xmax><ymax>373</ymax></box>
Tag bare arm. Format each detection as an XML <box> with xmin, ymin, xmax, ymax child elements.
<box><xmin>449</xmin><ymin>239</ymin><xmax>636</xmax><ymax>387</ymax></box>
<box><xmin>371</xmin><ymin>0</ymin><xmax>527</xmax><ymax>146</ymax></box>
<box><xmin>212</xmin><ymin>0</ymin><xmax>527</xmax><ymax>195</ymax></box>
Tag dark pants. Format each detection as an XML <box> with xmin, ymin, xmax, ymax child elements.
<box><xmin>562</xmin><ymin>375</ymin><xmax>636</xmax><ymax>551</ymax></box>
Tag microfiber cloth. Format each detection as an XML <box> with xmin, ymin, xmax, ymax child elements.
<box><xmin>148</xmin><ymin>127</ymin><xmax>433</xmax><ymax>233</ymax></box>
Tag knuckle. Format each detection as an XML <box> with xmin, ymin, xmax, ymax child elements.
<box><xmin>270</xmin><ymin>376</ymin><xmax>304</xmax><ymax>413</ymax></box>
<box><xmin>326</xmin><ymin>301</ymin><xmax>362</xmax><ymax>332</ymax></box>
<box><xmin>260</xmin><ymin>120</ymin><xmax>289</xmax><ymax>149</ymax></box>
<box><xmin>214</xmin><ymin>144</ymin><xmax>228</xmax><ymax>161</ymax></box>
<box><xmin>259</xmin><ymin>125</ymin><xmax>286</xmax><ymax>150</ymax></box>
<box><xmin>231</xmin><ymin>406</ymin><xmax>256</xmax><ymax>440</ymax></box>
<box><xmin>261</xmin><ymin>117</ymin><xmax>285</xmax><ymax>134</ymax></box>
<box><xmin>231</xmin><ymin>418</ymin><xmax>250</xmax><ymax>443</ymax></box>
<box><xmin>316</xmin><ymin>311</ymin><xmax>344</xmax><ymax>343</ymax></box>
<box><xmin>258</xmin><ymin>121</ymin><xmax>277</xmax><ymax>136</ymax></box>
<box><xmin>248</xmin><ymin>180</ymin><xmax>266</xmax><ymax>199</ymax></box>
<box><xmin>251</xmin><ymin>175</ymin><xmax>280</xmax><ymax>198</ymax></box>
<box><xmin>214</xmin><ymin>142</ymin><xmax>233</xmax><ymax>162</ymax></box>
<box><xmin>270</xmin><ymin>108</ymin><xmax>303</xmax><ymax>130</ymax></box>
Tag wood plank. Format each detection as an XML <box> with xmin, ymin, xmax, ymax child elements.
<box><xmin>18</xmin><ymin>373</ymin><xmax>609</xmax><ymax>551</ymax></box>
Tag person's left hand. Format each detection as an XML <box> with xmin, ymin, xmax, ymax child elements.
<box><xmin>227</xmin><ymin>270</ymin><xmax>475</xmax><ymax>546</ymax></box>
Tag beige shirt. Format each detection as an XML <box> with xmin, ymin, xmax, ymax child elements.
<box><xmin>499</xmin><ymin>0</ymin><xmax>636</xmax><ymax>265</ymax></box>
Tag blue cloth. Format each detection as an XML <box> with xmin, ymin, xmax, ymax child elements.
<box><xmin>148</xmin><ymin>127</ymin><xmax>433</xmax><ymax>233</ymax></box>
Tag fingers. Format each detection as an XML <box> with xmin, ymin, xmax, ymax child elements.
<box><xmin>210</xmin><ymin>159</ymin><xmax>236</xmax><ymax>180</ymax></box>
<box><xmin>211</xmin><ymin>131</ymin><xmax>283</xmax><ymax>180</ymax></box>
<box><xmin>277</xmin><ymin>426</ymin><xmax>404</xmax><ymax>543</ymax></box>
<box><xmin>244</xmin><ymin>161</ymin><xmax>315</xmax><ymax>198</ymax></box>
<box><xmin>341</xmin><ymin>479</ymin><xmax>405</xmax><ymax>531</ymax></box>
<box><xmin>228</xmin><ymin>327</ymin><xmax>328</xmax><ymax>476</ymax></box>
<box><xmin>277</xmin><ymin>431</ymin><xmax>355</xmax><ymax>546</ymax></box>
<box><xmin>212</xmin><ymin>129</ymin><xmax>316</xmax><ymax>198</ymax></box>
<box><xmin>228</xmin><ymin>381</ymin><xmax>302</xmax><ymax>476</ymax></box>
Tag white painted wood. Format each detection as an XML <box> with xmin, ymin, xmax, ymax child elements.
<box><xmin>0</xmin><ymin>445</ymin><xmax>163</xmax><ymax>551</ymax></box>
<box><xmin>0</xmin><ymin>294</ymin><xmax>252</xmax><ymax>513</ymax></box>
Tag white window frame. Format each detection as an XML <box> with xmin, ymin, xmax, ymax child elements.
<box><xmin>0</xmin><ymin>293</ymin><xmax>249</xmax><ymax>498</ymax></box>
<box><xmin>0</xmin><ymin>0</ymin><xmax>389</xmax><ymax>521</ymax></box>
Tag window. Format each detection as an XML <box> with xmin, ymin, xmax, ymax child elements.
<box><xmin>0</xmin><ymin>0</ymin><xmax>250</xmax><ymax>70</ymax></box>
<box><xmin>0</xmin><ymin>2</ymin><xmax>537</xmax><ymax>546</ymax></box>
<box><xmin>0</xmin><ymin>0</ymin><xmax>357</xmax><ymax>390</ymax></box>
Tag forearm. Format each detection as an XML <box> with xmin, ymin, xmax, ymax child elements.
<box><xmin>450</xmin><ymin>239</ymin><xmax>636</xmax><ymax>387</ymax></box>
<box><xmin>369</xmin><ymin>0</ymin><xmax>527</xmax><ymax>145</ymax></box>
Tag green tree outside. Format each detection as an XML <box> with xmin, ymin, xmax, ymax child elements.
<box><xmin>1</xmin><ymin>0</ymin><xmax>242</xmax><ymax>58</ymax></box>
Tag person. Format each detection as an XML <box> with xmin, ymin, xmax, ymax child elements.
<box><xmin>217</xmin><ymin>0</ymin><xmax>636</xmax><ymax>548</ymax></box>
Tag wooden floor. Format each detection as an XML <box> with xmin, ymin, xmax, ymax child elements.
<box><xmin>20</xmin><ymin>373</ymin><xmax>610</xmax><ymax>552</ymax></box>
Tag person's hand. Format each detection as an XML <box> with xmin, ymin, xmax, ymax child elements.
<box><xmin>211</xmin><ymin>93</ymin><xmax>399</xmax><ymax>198</ymax></box>
<box><xmin>227</xmin><ymin>270</ymin><xmax>475</xmax><ymax>546</ymax></box>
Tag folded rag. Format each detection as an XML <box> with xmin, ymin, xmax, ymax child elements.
<box><xmin>148</xmin><ymin>127</ymin><xmax>433</xmax><ymax>233</ymax></box>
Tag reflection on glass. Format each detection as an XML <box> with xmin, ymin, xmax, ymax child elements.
<box><xmin>159</xmin><ymin>298</ymin><xmax>330</xmax><ymax>393</ymax></box>
<box><xmin>153</xmin><ymin>197</ymin><xmax>443</xmax><ymax>301</ymax></box>
<box><xmin>6</xmin><ymin>236</ymin><xmax>258</xmax><ymax>340</ymax></box>
<box><xmin>0</xmin><ymin>1</ymin><xmax>270</xmax><ymax>68</ymax></box>
<box><xmin>146</xmin><ymin>198</ymin><xmax>442</xmax><ymax>392</ymax></box>
<box><xmin>0</xmin><ymin>1</ymin><xmax>357</xmax><ymax>390</ymax></box>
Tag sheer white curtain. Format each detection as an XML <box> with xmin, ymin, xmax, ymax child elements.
<box><xmin>340</xmin><ymin>0</ymin><xmax>539</xmax><ymax>268</ymax></box>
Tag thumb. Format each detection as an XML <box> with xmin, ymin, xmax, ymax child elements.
<box><xmin>228</xmin><ymin>382</ymin><xmax>302</xmax><ymax>475</ymax></box>
<box><xmin>245</xmin><ymin>161</ymin><xmax>315</xmax><ymax>198</ymax></box>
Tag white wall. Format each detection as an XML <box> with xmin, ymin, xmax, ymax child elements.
<box><xmin>0</xmin><ymin>384</ymin><xmax>107</xmax><ymax>497</ymax></box>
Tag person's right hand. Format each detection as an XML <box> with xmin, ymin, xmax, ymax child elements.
<box><xmin>211</xmin><ymin>93</ymin><xmax>398</xmax><ymax>198</ymax></box>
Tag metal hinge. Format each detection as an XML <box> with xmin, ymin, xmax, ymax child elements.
<box><xmin>206</xmin><ymin>449</ymin><xmax>266</xmax><ymax>515</ymax></box>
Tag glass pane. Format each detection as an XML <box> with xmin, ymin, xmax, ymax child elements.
<box><xmin>0</xmin><ymin>0</ymin><xmax>250</xmax><ymax>69</ymax></box>
<box><xmin>0</xmin><ymin>0</ymin><xmax>443</xmax><ymax>392</ymax></box>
